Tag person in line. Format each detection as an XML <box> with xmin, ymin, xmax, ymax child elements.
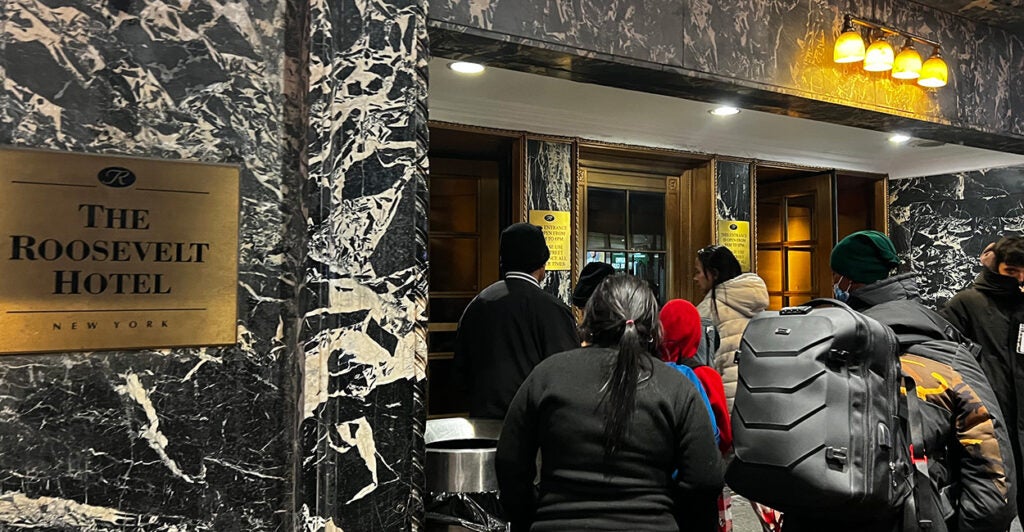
<box><xmin>497</xmin><ymin>274</ymin><xmax>723</xmax><ymax>532</ymax></box>
<box><xmin>694</xmin><ymin>244</ymin><xmax>769</xmax><ymax>410</ymax></box>
<box><xmin>660</xmin><ymin>298</ymin><xmax>733</xmax><ymax>532</ymax></box>
<box><xmin>941</xmin><ymin>235</ymin><xmax>1024</xmax><ymax>525</ymax></box>
<box><xmin>980</xmin><ymin>241</ymin><xmax>997</xmax><ymax>271</ymax></box>
<box><xmin>453</xmin><ymin>223</ymin><xmax>579</xmax><ymax>419</ymax></box>
<box><xmin>571</xmin><ymin>261</ymin><xmax>616</xmax><ymax>322</ymax></box>
<box><xmin>660</xmin><ymin>298</ymin><xmax>731</xmax><ymax>455</ymax></box>
<box><xmin>782</xmin><ymin>230</ymin><xmax>1014</xmax><ymax>532</ymax></box>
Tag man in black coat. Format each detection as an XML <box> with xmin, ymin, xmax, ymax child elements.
<box><xmin>941</xmin><ymin>235</ymin><xmax>1024</xmax><ymax>525</ymax></box>
<box><xmin>453</xmin><ymin>223</ymin><xmax>579</xmax><ymax>419</ymax></box>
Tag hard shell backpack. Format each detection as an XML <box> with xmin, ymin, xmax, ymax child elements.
<box><xmin>725</xmin><ymin>299</ymin><xmax>911</xmax><ymax>519</ymax></box>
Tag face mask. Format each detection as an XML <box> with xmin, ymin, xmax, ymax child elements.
<box><xmin>833</xmin><ymin>276</ymin><xmax>850</xmax><ymax>303</ymax></box>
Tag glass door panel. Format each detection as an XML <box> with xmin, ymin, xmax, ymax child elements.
<box><xmin>758</xmin><ymin>200</ymin><xmax>782</xmax><ymax>242</ymax></box>
<box><xmin>757</xmin><ymin>249</ymin><xmax>783</xmax><ymax>292</ymax></box>
<box><xmin>785</xmin><ymin>249</ymin><xmax>814</xmax><ymax>292</ymax></box>
<box><xmin>786</xmin><ymin>196</ymin><xmax>814</xmax><ymax>241</ymax></box>
<box><xmin>587</xmin><ymin>188</ymin><xmax>627</xmax><ymax>250</ymax></box>
<box><xmin>629</xmin><ymin>191</ymin><xmax>666</xmax><ymax>250</ymax></box>
<box><xmin>585</xmin><ymin>183</ymin><xmax>669</xmax><ymax>303</ymax></box>
<box><xmin>629</xmin><ymin>252</ymin><xmax>667</xmax><ymax>303</ymax></box>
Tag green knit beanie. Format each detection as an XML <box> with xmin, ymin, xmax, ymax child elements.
<box><xmin>830</xmin><ymin>230</ymin><xmax>901</xmax><ymax>284</ymax></box>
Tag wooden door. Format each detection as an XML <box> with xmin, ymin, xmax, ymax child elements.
<box><xmin>427</xmin><ymin>159</ymin><xmax>500</xmax><ymax>417</ymax></box>
<box><xmin>756</xmin><ymin>172</ymin><xmax>835</xmax><ymax>310</ymax></box>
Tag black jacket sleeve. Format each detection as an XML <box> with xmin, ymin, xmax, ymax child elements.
<box><xmin>939</xmin><ymin>295</ymin><xmax>971</xmax><ymax>343</ymax></box>
<box><xmin>496</xmin><ymin>372</ymin><xmax>540</xmax><ymax>529</ymax></box>
<box><xmin>540</xmin><ymin>301</ymin><xmax>579</xmax><ymax>358</ymax></box>
<box><xmin>452</xmin><ymin>298</ymin><xmax>481</xmax><ymax>394</ymax></box>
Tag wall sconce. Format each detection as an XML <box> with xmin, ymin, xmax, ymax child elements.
<box><xmin>833</xmin><ymin>14</ymin><xmax>948</xmax><ymax>88</ymax></box>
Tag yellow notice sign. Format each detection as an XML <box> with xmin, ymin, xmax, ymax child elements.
<box><xmin>717</xmin><ymin>220</ymin><xmax>751</xmax><ymax>272</ymax></box>
<box><xmin>528</xmin><ymin>210</ymin><xmax>571</xmax><ymax>271</ymax></box>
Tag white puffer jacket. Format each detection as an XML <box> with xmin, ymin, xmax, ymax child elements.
<box><xmin>696</xmin><ymin>272</ymin><xmax>769</xmax><ymax>411</ymax></box>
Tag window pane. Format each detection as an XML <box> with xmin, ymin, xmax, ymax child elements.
<box><xmin>768</xmin><ymin>295</ymin><xmax>784</xmax><ymax>310</ymax></box>
<box><xmin>587</xmin><ymin>188</ymin><xmax>626</xmax><ymax>250</ymax></box>
<box><xmin>757</xmin><ymin>250</ymin><xmax>783</xmax><ymax>292</ymax></box>
<box><xmin>430</xmin><ymin>177</ymin><xmax>477</xmax><ymax>233</ymax></box>
<box><xmin>758</xmin><ymin>200</ymin><xmax>782</xmax><ymax>243</ymax></box>
<box><xmin>629</xmin><ymin>191</ymin><xmax>666</xmax><ymax>250</ymax></box>
<box><xmin>430</xmin><ymin>237</ymin><xmax>479</xmax><ymax>292</ymax></box>
<box><xmin>629</xmin><ymin>252</ymin><xmax>666</xmax><ymax>304</ymax></box>
<box><xmin>786</xmin><ymin>195</ymin><xmax>814</xmax><ymax>242</ymax></box>
<box><xmin>786</xmin><ymin>249</ymin><xmax>814</xmax><ymax>292</ymax></box>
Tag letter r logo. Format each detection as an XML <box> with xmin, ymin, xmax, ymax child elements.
<box><xmin>97</xmin><ymin>167</ymin><xmax>136</xmax><ymax>188</ymax></box>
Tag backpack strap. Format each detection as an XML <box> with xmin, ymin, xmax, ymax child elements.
<box><xmin>676</xmin><ymin>356</ymin><xmax>702</xmax><ymax>370</ymax></box>
<box><xmin>901</xmin><ymin>374</ymin><xmax>948</xmax><ymax>532</ymax></box>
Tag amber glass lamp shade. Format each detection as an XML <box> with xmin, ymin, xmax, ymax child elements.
<box><xmin>863</xmin><ymin>37</ymin><xmax>895</xmax><ymax>72</ymax></box>
<box><xmin>834</xmin><ymin>30</ymin><xmax>866</xmax><ymax>63</ymax></box>
<box><xmin>918</xmin><ymin>50</ymin><xmax>948</xmax><ymax>87</ymax></box>
<box><xmin>891</xmin><ymin>40</ymin><xmax>922</xmax><ymax>79</ymax></box>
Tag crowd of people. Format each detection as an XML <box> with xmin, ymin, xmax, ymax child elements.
<box><xmin>452</xmin><ymin>221</ymin><xmax>1024</xmax><ymax>532</ymax></box>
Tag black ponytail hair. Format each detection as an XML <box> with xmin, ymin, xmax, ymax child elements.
<box><xmin>580</xmin><ymin>273</ymin><xmax>662</xmax><ymax>458</ymax></box>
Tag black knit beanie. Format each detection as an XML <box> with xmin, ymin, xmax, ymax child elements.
<box><xmin>499</xmin><ymin>223</ymin><xmax>550</xmax><ymax>274</ymax></box>
<box><xmin>572</xmin><ymin>262</ymin><xmax>616</xmax><ymax>307</ymax></box>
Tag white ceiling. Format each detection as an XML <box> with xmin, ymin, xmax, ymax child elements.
<box><xmin>429</xmin><ymin>58</ymin><xmax>1024</xmax><ymax>179</ymax></box>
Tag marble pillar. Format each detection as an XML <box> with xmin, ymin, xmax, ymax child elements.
<box><xmin>716</xmin><ymin>160</ymin><xmax>753</xmax><ymax>223</ymax></box>
<box><xmin>0</xmin><ymin>0</ymin><xmax>306</xmax><ymax>528</ymax></box>
<box><xmin>300</xmin><ymin>0</ymin><xmax>429</xmax><ymax>530</ymax></box>
<box><xmin>889</xmin><ymin>165</ymin><xmax>1024</xmax><ymax>308</ymax></box>
<box><xmin>526</xmin><ymin>138</ymin><xmax>573</xmax><ymax>303</ymax></box>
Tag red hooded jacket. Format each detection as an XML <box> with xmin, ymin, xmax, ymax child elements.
<box><xmin>660</xmin><ymin>299</ymin><xmax>732</xmax><ymax>453</ymax></box>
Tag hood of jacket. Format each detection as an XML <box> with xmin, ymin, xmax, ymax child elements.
<box><xmin>861</xmin><ymin>299</ymin><xmax>965</xmax><ymax>349</ymax></box>
<box><xmin>847</xmin><ymin>272</ymin><xmax>921</xmax><ymax>310</ymax></box>
<box><xmin>704</xmin><ymin>272</ymin><xmax>769</xmax><ymax>319</ymax></box>
<box><xmin>973</xmin><ymin>267</ymin><xmax>1024</xmax><ymax>298</ymax></box>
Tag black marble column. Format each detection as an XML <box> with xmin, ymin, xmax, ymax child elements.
<box><xmin>889</xmin><ymin>165</ymin><xmax>1024</xmax><ymax>308</ymax></box>
<box><xmin>0</xmin><ymin>0</ymin><xmax>306</xmax><ymax>529</ymax></box>
<box><xmin>715</xmin><ymin>160</ymin><xmax>753</xmax><ymax>271</ymax></box>
<box><xmin>526</xmin><ymin>138</ymin><xmax>573</xmax><ymax>303</ymax></box>
<box><xmin>716</xmin><ymin>160</ymin><xmax>752</xmax><ymax>223</ymax></box>
<box><xmin>300</xmin><ymin>0</ymin><xmax>429</xmax><ymax>530</ymax></box>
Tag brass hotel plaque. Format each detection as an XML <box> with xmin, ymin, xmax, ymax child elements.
<box><xmin>0</xmin><ymin>148</ymin><xmax>240</xmax><ymax>354</ymax></box>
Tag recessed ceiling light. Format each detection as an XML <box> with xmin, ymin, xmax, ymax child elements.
<box><xmin>889</xmin><ymin>133</ymin><xmax>912</xmax><ymax>144</ymax></box>
<box><xmin>708</xmin><ymin>106</ymin><xmax>741</xmax><ymax>116</ymax></box>
<box><xmin>449</xmin><ymin>61</ymin><xmax>485</xmax><ymax>74</ymax></box>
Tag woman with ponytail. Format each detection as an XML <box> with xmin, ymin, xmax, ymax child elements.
<box><xmin>497</xmin><ymin>273</ymin><xmax>723</xmax><ymax>532</ymax></box>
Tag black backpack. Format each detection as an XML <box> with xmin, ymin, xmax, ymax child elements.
<box><xmin>726</xmin><ymin>299</ymin><xmax>912</xmax><ymax>520</ymax></box>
